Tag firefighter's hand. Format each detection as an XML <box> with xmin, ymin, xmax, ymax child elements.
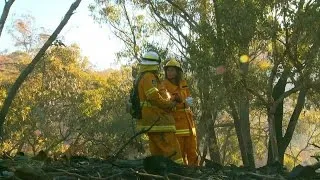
<box><xmin>185</xmin><ymin>97</ymin><xmax>193</xmax><ymax>106</ymax></box>
<box><xmin>171</xmin><ymin>93</ymin><xmax>182</xmax><ymax>103</ymax></box>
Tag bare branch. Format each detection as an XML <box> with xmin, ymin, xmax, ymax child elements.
<box><xmin>48</xmin><ymin>168</ymin><xmax>105</xmax><ymax>180</ymax></box>
<box><xmin>276</xmin><ymin>38</ymin><xmax>286</xmax><ymax>46</ymax></box>
<box><xmin>245</xmin><ymin>86</ymin><xmax>268</xmax><ymax>106</ymax></box>
<box><xmin>122</xmin><ymin>1</ymin><xmax>138</xmax><ymax>59</ymax></box>
<box><xmin>130</xmin><ymin>169</ymin><xmax>166</xmax><ymax>179</ymax></box>
<box><xmin>109</xmin><ymin>22</ymin><xmax>134</xmax><ymax>45</ymax></box>
<box><xmin>310</xmin><ymin>143</ymin><xmax>320</xmax><ymax>149</ymax></box>
<box><xmin>274</xmin><ymin>84</ymin><xmax>304</xmax><ymax>106</ymax></box>
<box><xmin>109</xmin><ymin>118</ymin><xmax>160</xmax><ymax>161</ymax></box>
<box><xmin>152</xmin><ymin>14</ymin><xmax>187</xmax><ymax>50</ymax></box>
<box><xmin>294</xmin><ymin>126</ymin><xmax>317</xmax><ymax>159</ymax></box>
<box><xmin>165</xmin><ymin>0</ymin><xmax>198</xmax><ymax>30</ymax></box>
<box><xmin>171</xmin><ymin>41</ymin><xmax>188</xmax><ymax>60</ymax></box>
<box><xmin>149</xmin><ymin>2</ymin><xmax>189</xmax><ymax>43</ymax></box>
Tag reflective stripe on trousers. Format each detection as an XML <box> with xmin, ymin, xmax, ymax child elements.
<box><xmin>176</xmin><ymin>108</ymin><xmax>191</xmax><ymax>112</ymax></box>
<box><xmin>138</xmin><ymin>125</ymin><xmax>176</xmax><ymax>132</ymax></box>
<box><xmin>174</xmin><ymin>158</ymin><xmax>184</xmax><ymax>164</ymax></box>
<box><xmin>176</xmin><ymin>128</ymin><xmax>196</xmax><ymax>135</ymax></box>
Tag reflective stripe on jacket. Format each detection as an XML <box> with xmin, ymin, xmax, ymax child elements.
<box><xmin>136</xmin><ymin>72</ymin><xmax>176</xmax><ymax>132</ymax></box>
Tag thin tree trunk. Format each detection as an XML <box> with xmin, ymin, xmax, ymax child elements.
<box><xmin>221</xmin><ymin>127</ymin><xmax>233</xmax><ymax>164</ymax></box>
<box><xmin>199</xmin><ymin>143</ymin><xmax>208</xmax><ymax>166</ymax></box>
<box><xmin>239</xmin><ymin>82</ymin><xmax>255</xmax><ymax>169</ymax></box>
<box><xmin>223</xmin><ymin>69</ymin><xmax>248</xmax><ymax>165</ymax></box>
<box><xmin>207</xmin><ymin>108</ymin><xmax>221</xmax><ymax>163</ymax></box>
<box><xmin>239</xmin><ymin>49</ymin><xmax>255</xmax><ymax>169</ymax></box>
<box><xmin>228</xmin><ymin>98</ymin><xmax>249</xmax><ymax>166</ymax></box>
<box><xmin>279</xmin><ymin>88</ymin><xmax>308</xmax><ymax>163</ymax></box>
<box><xmin>208</xmin><ymin>126</ymin><xmax>221</xmax><ymax>163</ymax></box>
<box><xmin>267</xmin><ymin>70</ymin><xmax>288</xmax><ymax>164</ymax></box>
<box><xmin>0</xmin><ymin>0</ymin><xmax>15</xmax><ymax>37</ymax></box>
<box><xmin>267</xmin><ymin>105</ymin><xmax>279</xmax><ymax>163</ymax></box>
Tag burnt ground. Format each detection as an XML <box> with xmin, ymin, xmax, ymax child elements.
<box><xmin>0</xmin><ymin>154</ymin><xmax>319</xmax><ymax>180</ymax></box>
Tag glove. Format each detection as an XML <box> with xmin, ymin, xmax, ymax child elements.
<box><xmin>185</xmin><ymin>96</ymin><xmax>193</xmax><ymax>107</ymax></box>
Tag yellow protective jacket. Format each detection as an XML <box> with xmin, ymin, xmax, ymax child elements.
<box><xmin>136</xmin><ymin>71</ymin><xmax>176</xmax><ymax>132</ymax></box>
<box><xmin>161</xmin><ymin>79</ymin><xmax>196</xmax><ymax>136</ymax></box>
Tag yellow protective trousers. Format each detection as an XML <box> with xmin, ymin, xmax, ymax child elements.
<box><xmin>177</xmin><ymin>134</ymin><xmax>199</xmax><ymax>166</ymax></box>
<box><xmin>147</xmin><ymin>132</ymin><xmax>184</xmax><ymax>164</ymax></box>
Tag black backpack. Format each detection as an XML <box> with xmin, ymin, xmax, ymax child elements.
<box><xmin>129</xmin><ymin>72</ymin><xmax>145</xmax><ymax>119</ymax></box>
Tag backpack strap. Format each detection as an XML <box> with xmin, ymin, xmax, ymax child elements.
<box><xmin>134</xmin><ymin>72</ymin><xmax>146</xmax><ymax>92</ymax></box>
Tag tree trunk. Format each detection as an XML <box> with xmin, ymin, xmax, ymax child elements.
<box><xmin>200</xmin><ymin>71</ymin><xmax>221</xmax><ymax>164</ymax></box>
<box><xmin>223</xmin><ymin>63</ymin><xmax>255</xmax><ymax>168</ymax></box>
<box><xmin>239</xmin><ymin>90</ymin><xmax>255</xmax><ymax>169</ymax></box>
<box><xmin>267</xmin><ymin>105</ymin><xmax>279</xmax><ymax>163</ymax></box>
<box><xmin>228</xmin><ymin>99</ymin><xmax>249</xmax><ymax>166</ymax></box>
<box><xmin>239</xmin><ymin>52</ymin><xmax>255</xmax><ymax>169</ymax></box>
<box><xmin>267</xmin><ymin>70</ymin><xmax>288</xmax><ymax>164</ymax></box>
<box><xmin>207</xmin><ymin>120</ymin><xmax>221</xmax><ymax>164</ymax></box>
<box><xmin>0</xmin><ymin>0</ymin><xmax>15</xmax><ymax>37</ymax></box>
<box><xmin>199</xmin><ymin>143</ymin><xmax>208</xmax><ymax>166</ymax></box>
<box><xmin>224</xmin><ymin>70</ymin><xmax>250</xmax><ymax>167</ymax></box>
<box><xmin>280</xmin><ymin>88</ymin><xmax>308</xmax><ymax>163</ymax></box>
<box><xmin>221</xmin><ymin>127</ymin><xmax>233</xmax><ymax>164</ymax></box>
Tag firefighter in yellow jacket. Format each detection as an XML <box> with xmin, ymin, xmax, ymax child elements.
<box><xmin>135</xmin><ymin>51</ymin><xmax>183</xmax><ymax>164</ymax></box>
<box><xmin>161</xmin><ymin>59</ymin><xmax>198</xmax><ymax>166</ymax></box>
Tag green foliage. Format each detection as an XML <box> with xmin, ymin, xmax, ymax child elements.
<box><xmin>0</xmin><ymin>44</ymin><xmax>135</xmax><ymax>157</ymax></box>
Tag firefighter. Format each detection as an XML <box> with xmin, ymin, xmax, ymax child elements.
<box><xmin>136</xmin><ymin>51</ymin><xmax>183</xmax><ymax>164</ymax></box>
<box><xmin>161</xmin><ymin>58</ymin><xmax>198</xmax><ymax>166</ymax></box>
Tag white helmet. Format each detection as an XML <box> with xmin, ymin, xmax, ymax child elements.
<box><xmin>140</xmin><ymin>51</ymin><xmax>161</xmax><ymax>65</ymax></box>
